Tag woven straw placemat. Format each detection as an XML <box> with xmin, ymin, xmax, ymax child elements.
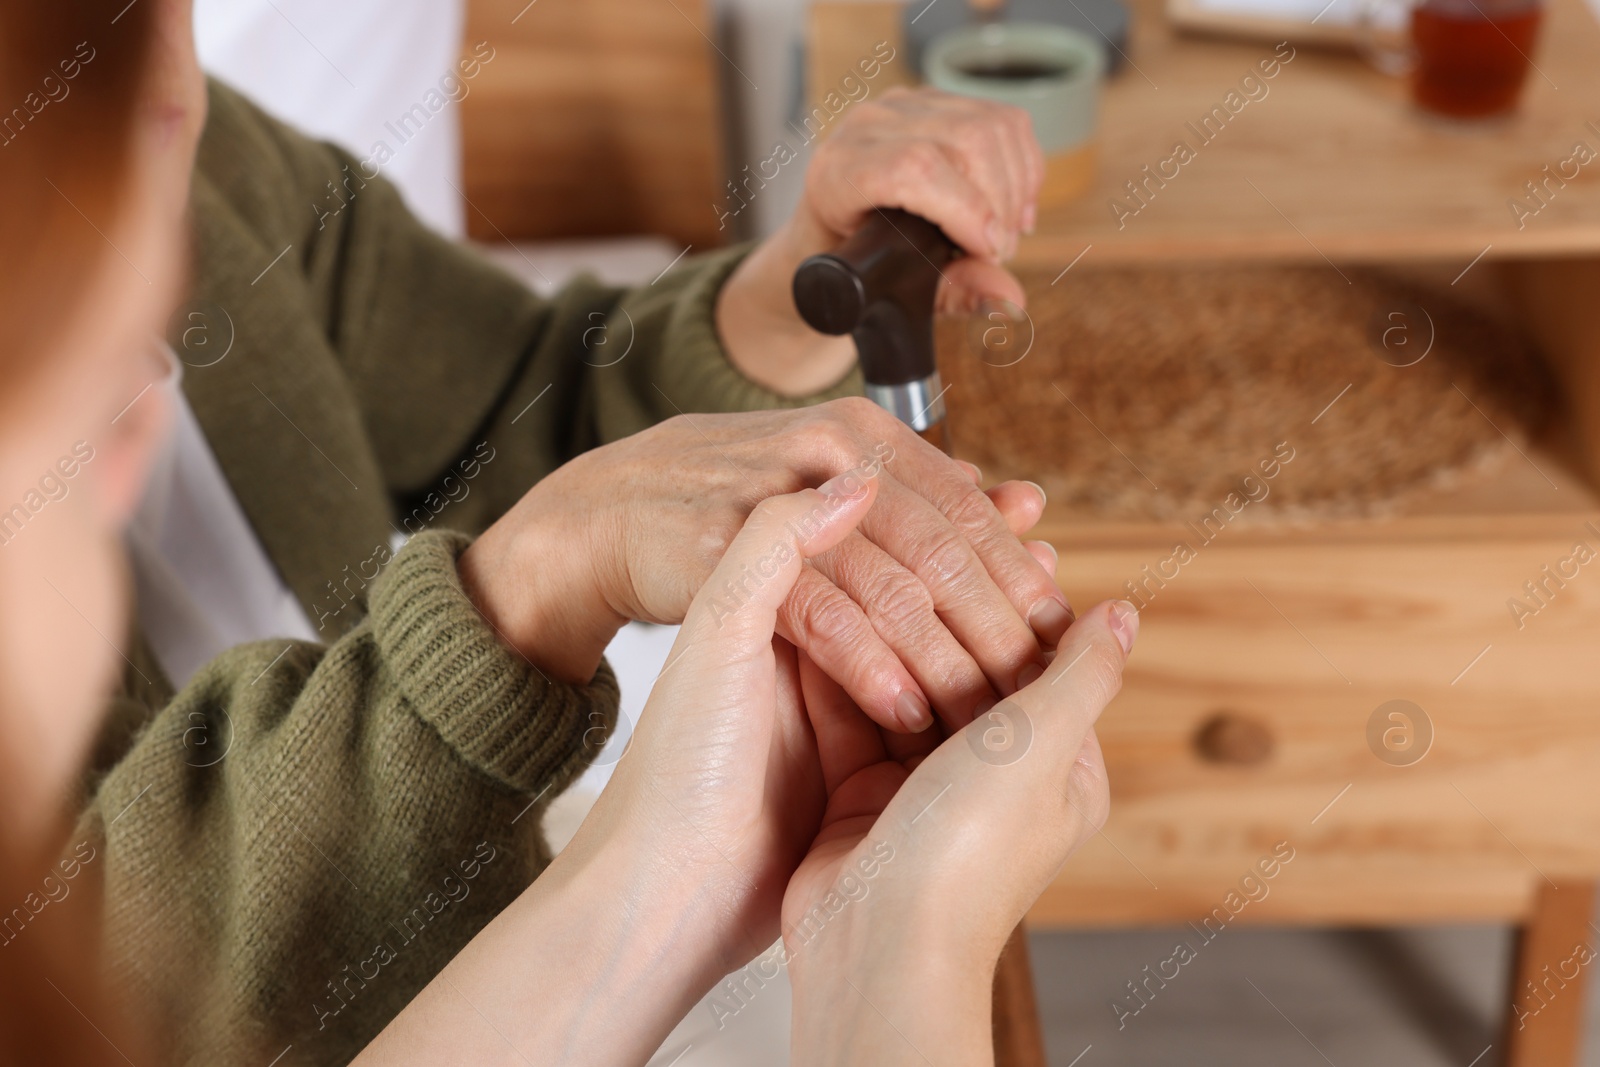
<box><xmin>938</xmin><ymin>265</ymin><xmax>1556</xmax><ymax>520</ymax></box>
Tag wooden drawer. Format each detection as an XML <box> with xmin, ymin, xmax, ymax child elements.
<box><xmin>1025</xmin><ymin>497</ymin><xmax>1600</xmax><ymax>928</ymax></box>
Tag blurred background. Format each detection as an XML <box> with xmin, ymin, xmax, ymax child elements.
<box><xmin>194</xmin><ymin>0</ymin><xmax>1600</xmax><ymax>1063</ymax></box>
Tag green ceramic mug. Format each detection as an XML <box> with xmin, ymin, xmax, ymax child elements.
<box><xmin>923</xmin><ymin>23</ymin><xmax>1107</xmax><ymax>203</ymax></box>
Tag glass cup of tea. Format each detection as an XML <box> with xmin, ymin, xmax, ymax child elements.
<box><xmin>1357</xmin><ymin>0</ymin><xmax>1545</xmax><ymax>119</ymax></box>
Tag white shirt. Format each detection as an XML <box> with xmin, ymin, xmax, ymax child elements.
<box><xmin>193</xmin><ymin>0</ymin><xmax>467</xmax><ymax>238</ymax></box>
<box><xmin>126</xmin><ymin>353</ymin><xmax>318</xmax><ymax>690</ymax></box>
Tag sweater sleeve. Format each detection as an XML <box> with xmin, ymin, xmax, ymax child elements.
<box><xmin>80</xmin><ymin>530</ymin><xmax>617</xmax><ymax>1067</ymax></box>
<box><xmin>195</xmin><ymin>79</ymin><xmax>863</xmax><ymax>539</ymax></box>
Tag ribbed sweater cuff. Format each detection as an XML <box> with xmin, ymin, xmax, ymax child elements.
<box><xmin>658</xmin><ymin>243</ymin><xmax>866</xmax><ymax>413</ymax></box>
<box><xmin>370</xmin><ymin>529</ymin><xmax>619</xmax><ymax>796</ymax></box>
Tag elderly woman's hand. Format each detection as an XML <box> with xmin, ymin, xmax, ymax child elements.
<box><xmin>717</xmin><ymin>86</ymin><xmax>1045</xmax><ymax>396</ymax></box>
<box><xmin>459</xmin><ymin>396</ymin><xmax>1071</xmax><ymax>737</ymax></box>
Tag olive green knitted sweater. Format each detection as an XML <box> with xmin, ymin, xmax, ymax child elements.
<box><xmin>76</xmin><ymin>80</ymin><xmax>861</xmax><ymax>1067</ymax></box>
<box><xmin>85</xmin><ymin>531</ymin><xmax>608</xmax><ymax>1067</ymax></box>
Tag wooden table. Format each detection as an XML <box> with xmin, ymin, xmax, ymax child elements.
<box><xmin>809</xmin><ymin>1</ymin><xmax>1600</xmax><ymax>1063</ymax></box>
<box><xmin>1016</xmin><ymin>0</ymin><xmax>1600</xmax><ymax>267</ymax></box>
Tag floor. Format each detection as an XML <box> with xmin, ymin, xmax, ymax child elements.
<box><xmin>1031</xmin><ymin>924</ymin><xmax>1596</xmax><ymax>1067</ymax></box>
<box><xmin>639</xmin><ymin>922</ymin><xmax>1600</xmax><ymax>1066</ymax></box>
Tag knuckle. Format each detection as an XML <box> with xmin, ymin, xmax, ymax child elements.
<box><xmin>862</xmin><ymin>568</ymin><xmax>938</xmax><ymax>639</ymax></box>
<box><xmin>1012</xmin><ymin>107</ymin><xmax>1038</xmax><ymax>141</ymax></box>
<box><xmin>927</xmin><ymin>644</ymin><xmax>989</xmax><ymax>702</ymax></box>
<box><xmin>965</xmin><ymin>126</ymin><xmax>1001</xmax><ymax>159</ymax></box>
<box><xmin>900</xmin><ymin>141</ymin><xmax>947</xmax><ymax>183</ymax></box>
<box><xmin>828</xmin><ymin>394</ymin><xmax>881</xmax><ymax>425</ymax></box>
<box><xmin>809</xmin><ymin>398</ymin><xmax>886</xmax><ymax>458</ymax></box>
<box><xmin>942</xmin><ymin>482</ymin><xmax>1004</xmax><ymax>539</ymax></box>
<box><xmin>796</xmin><ymin>415</ymin><xmax>857</xmax><ymax>460</ymax></box>
<box><xmin>956</xmin><ymin>123</ymin><xmax>993</xmax><ymax>158</ymax></box>
<box><xmin>792</xmin><ymin>579</ymin><xmax>869</xmax><ymax>649</ymax></box>
<box><xmin>906</xmin><ymin>525</ymin><xmax>976</xmax><ymax>597</ymax></box>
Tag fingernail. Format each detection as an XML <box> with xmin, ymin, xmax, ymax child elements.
<box><xmin>1023</xmin><ymin>480</ymin><xmax>1047</xmax><ymax>507</ymax></box>
<box><xmin>1023</xmin><ymin>204</ymin><xmax>1037</xmax><ymax>234</ymax></box>
<box><xmin>1028</xmin><ymin>597</ymin><xmax>1074</xmax><ymax>647</ymax></box>
<box><xmin>896</xmin><ymin>689</ymin><xmax>933</xmax><ymax>733</ymax></box>
<box><xmin>819</xmin><ymin>467</ymin><xmax>870</xmax><ymax>502</ymax></box>
<box><xmin>1027</xmin><ymin>540</ymin><xmax>1059</xmax><ymax>573</ymax></box>
<box><xmin>963</xmin><ymin>461</ymin><xmax>984</xmax><ymax>485</ymax></box>
<box><xmin>1110</xmin><ymin>601</ymin><xmax>1141</xmax><ymax>655</ymax></box>
<box><xmin>1016</xmin><ymin>662</ymin><xmax>1044</xmax><ymax>689</ymax></box>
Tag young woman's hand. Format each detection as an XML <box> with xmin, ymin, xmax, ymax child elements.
<box><xmin>360</xmin><ymin>474</ymin><xmax>910</xmax><ymax>1067</ymax></box>
<box><xmin>717</xmin><ymin>86</ymin><xmax>1044</xmax><ymax>396</ymax></box>
<box><xmin>459</xmin><ymin>397</ymin><xmax>1070</xmax><ymax>736</ymax></box>
<box><xmin>780</xmin><ymin>601</ymin><xmax>1137</xmax><ymax>1066</ymax></box>
<box><xmin>569</xmin><ymin>468</ymin><xmax>885</xmax><ymax>977</ymax></box>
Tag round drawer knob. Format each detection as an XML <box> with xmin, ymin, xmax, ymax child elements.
<box><xmin>1194</xmin><ymin>711</ymin><xmax>1274</xmax><ymax>766</ymax></box>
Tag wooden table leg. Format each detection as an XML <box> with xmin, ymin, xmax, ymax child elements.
<box><xmin>1503</xmin><ymin>880</ymin><xmax>1597</xmax><ymax>1067</ymax></box>
<box><xmin>993</xmin><ymin>923</ymin><xmax>1048</xmax><ymax>1067</ymax></box>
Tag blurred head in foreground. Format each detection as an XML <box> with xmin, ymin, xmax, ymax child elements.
<box><xmin>0</xmin><ymin>0</ymin><xmax>203</xmax><ymax>1057</ymax></box>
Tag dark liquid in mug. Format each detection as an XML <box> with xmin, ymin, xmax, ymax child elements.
<box><xmin>1411</xmin><ymin>0</ymin><xmax>1543</xmax><ymax>118</ymax></box>
<box><xmin>957</xmin><ymin>59</ymin><xmax>1074</xmax><ymax>81</ymax></box>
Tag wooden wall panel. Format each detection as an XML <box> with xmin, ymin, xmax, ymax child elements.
<box><xmin>461</xmin><ymin>0</ymin><xmax>726</xmax><ymax>248</ymax></box>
